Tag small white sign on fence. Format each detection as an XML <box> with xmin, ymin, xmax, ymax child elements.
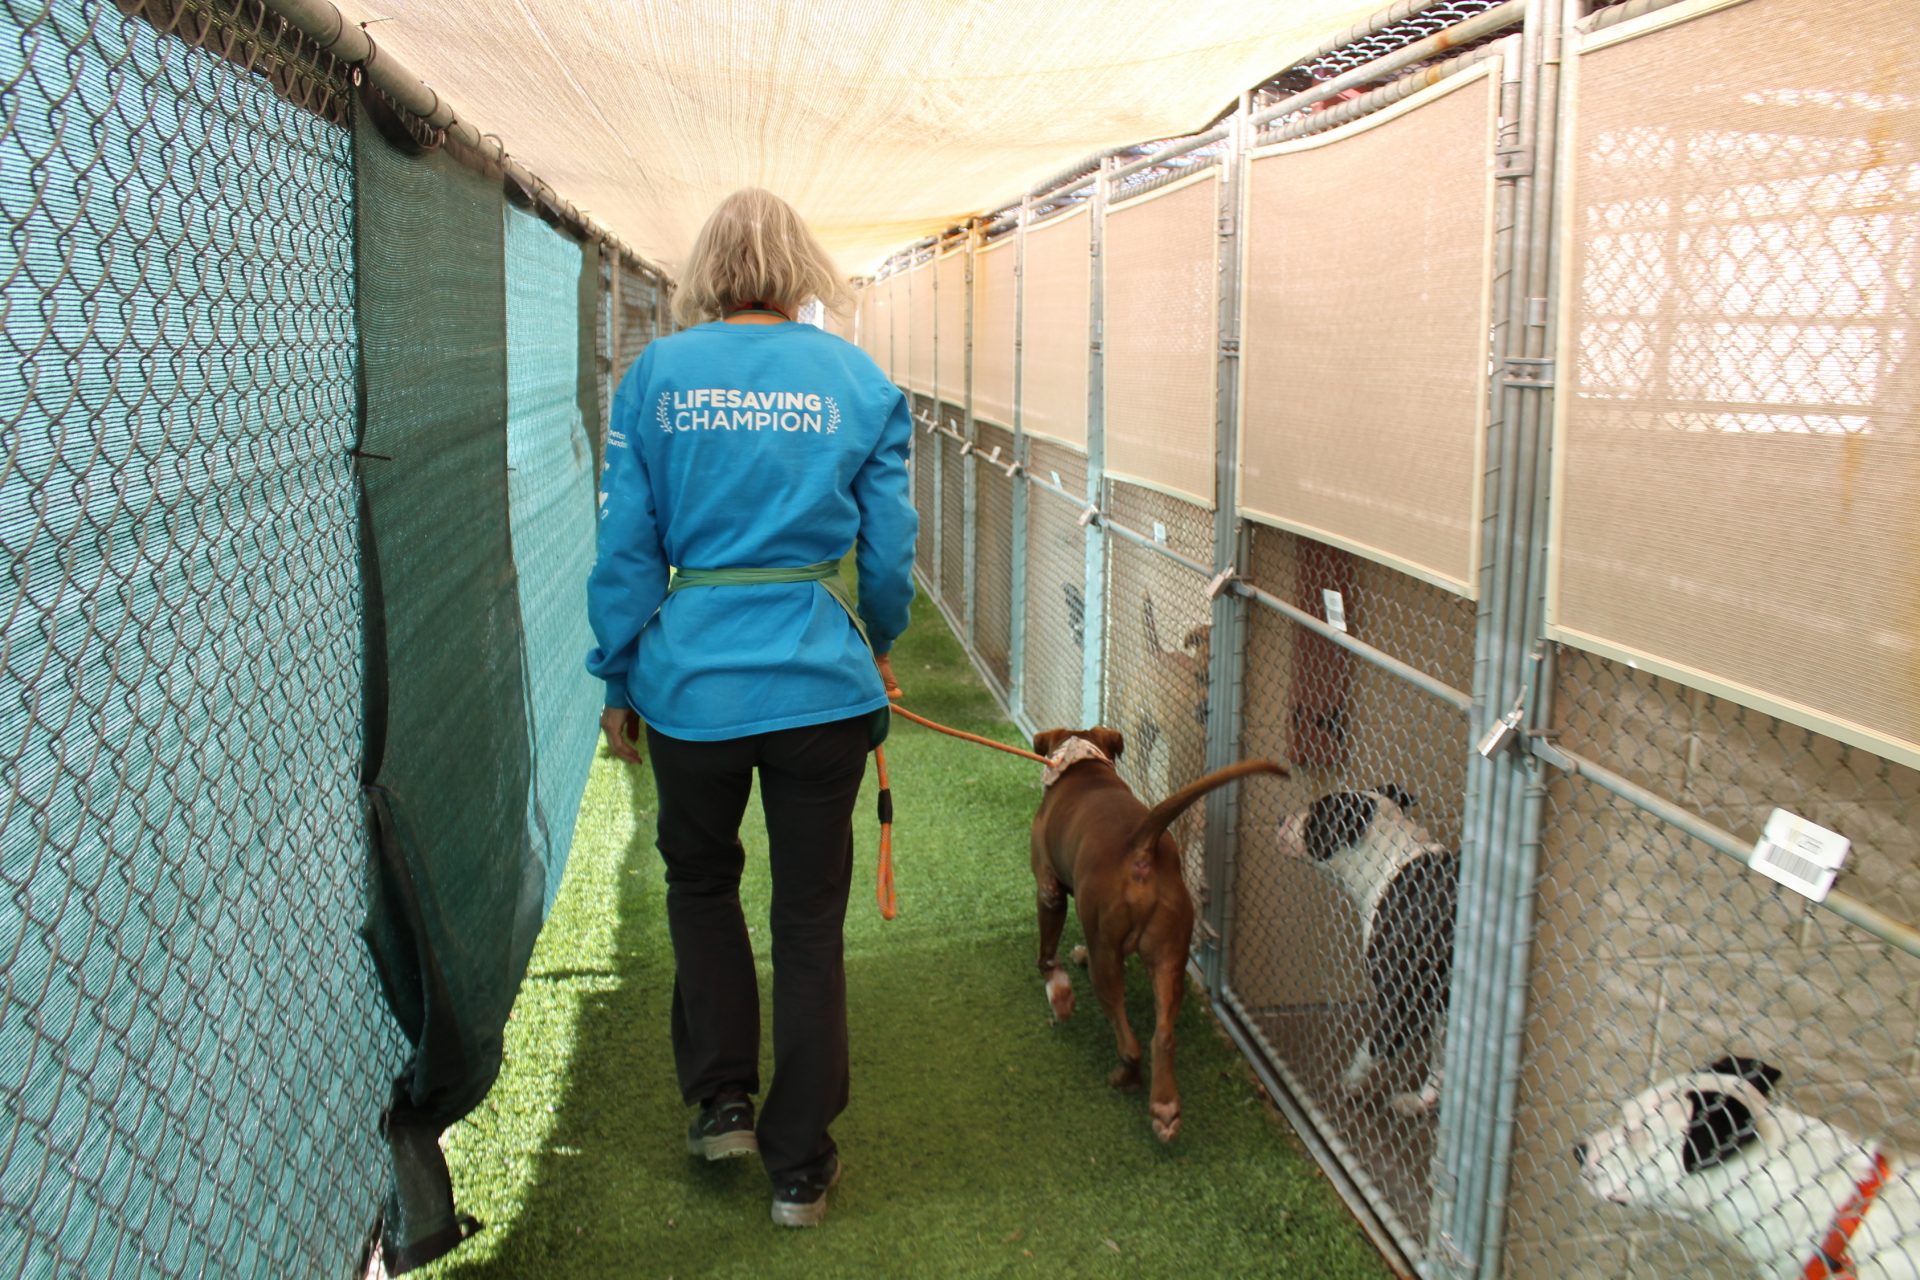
<box><xmin>1321</xmin><ymin>589</ymin><xmax>1348</xmax><ymax>633</ymax></box>
<box><xmin>1749</xmin><ymin>808</ymin><xmax>1849</xmax><ymax>902</ymax></box>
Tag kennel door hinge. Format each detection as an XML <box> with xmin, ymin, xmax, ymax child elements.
<box><xmin>1220</xmin><ymin>337</ymin><xmax>1241</xmax><ymax>358</ymax></box>
<box><xmin>1495</xmin><ymin>143</ymin><xmax>1533</xmax><ymax>178</ymax></box>
<box><xmin>1501</xmin><ymin>356</ymin><xmax>1554</xmax><ymax>389</ymax></box>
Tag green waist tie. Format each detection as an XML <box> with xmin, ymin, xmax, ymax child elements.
<box><xmin>667</xmin><ymin>560</ymin><xmax>887</xmax><ymax>746</ymax></box>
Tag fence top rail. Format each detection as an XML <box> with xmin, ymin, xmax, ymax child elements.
<box><xmin>1248</xmin><ymin>0</ymin><xmax>1524</xmax><ymax>129</ymax></box>
<box><xmin>256</xmin><ymin>0</ymin><xmax>670</xmax><ymax>281</ymax></box>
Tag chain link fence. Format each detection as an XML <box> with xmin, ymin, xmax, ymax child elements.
<box><xmin>0</xmin><ymin>3</ymin><xmax>393</xmax><ymax>1274</ymax></box>
<box><xmin>850</xmin><ymin>0</ymin><xmax>1920</xmax><ymax>1275</ymax></box>
<box><xmin>0</xmin><ymin>1</ymin><xmax>670</xmax><ymax>1274</ymax></box>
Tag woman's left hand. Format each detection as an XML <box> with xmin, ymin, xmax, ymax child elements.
<box><xmin>601</xmin><ymin>707</ymin><xmax>642</xmax><ymax>764</ymax></box>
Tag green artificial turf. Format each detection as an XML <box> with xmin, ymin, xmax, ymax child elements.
<box><xmin>420</xmin><ymin>589</ymin><xmax>1392</xmax><ymax>1280</ymax></box>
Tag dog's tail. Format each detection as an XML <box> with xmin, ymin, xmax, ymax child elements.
<box><xmin>1129</xmin><ymin>759</ymin><xmax>1288</xmax><ymax>859</ymax></box>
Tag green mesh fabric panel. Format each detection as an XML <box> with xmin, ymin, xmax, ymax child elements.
<box><xmin>505</xmin><ymin>209</ymin><xmax>600</xmax><ymax>913</ymax></box>
<box><xmin>0</xmin><ymin>4</ymin><xmax>393</xmax><ymax>1275</ymax></box>
<box><xmin>353</xmin><ymin>108</ymin><xmax>543</xmax><ymax>1129</ymax></box>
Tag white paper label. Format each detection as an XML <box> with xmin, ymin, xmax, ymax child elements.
<box><xmin>1050</xmin><ymin>470</ymin><xmax>1061</xmax><ymax>489</ymax></box>
<box><xmin>1748</xmin><ymin>808</ymin><xmax>1849</xmax><ymax>902</ymax></box>
<box><xmin>1321</xmin><ymin>589</ymin><xmax>1348</xmax><ymax>633</ymax></box>
<box><xmin>1152</xmin><ymin>521</ymin><xmax>1167</xmax><ymax>544</ymax></box>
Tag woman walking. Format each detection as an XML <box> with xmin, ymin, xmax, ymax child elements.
<box><xmin>586</xmin><ymin>188</ymin><xmax>916</xmax><ymax>1227</ymax></box>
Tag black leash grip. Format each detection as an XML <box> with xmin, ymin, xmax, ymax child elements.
<box><xmin>877</xmin><ymin>788</ymin><xmax>893</xmax><ymax>825</ymax></box>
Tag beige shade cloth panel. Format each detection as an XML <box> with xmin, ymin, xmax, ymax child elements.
<box><xmin>1104</xmin><ymin>171</ymin><xmax>1220</xmax><ymax>507</ymax></box>
<box><xmin>327</xmin><ymin>0</ymin><xmax>1385</xmax><ymax>273</ymax></box>
<box><xmin>936</xmin><ymin>248</ymin><xmax>966</xmax><ymax>401</ymax></box>
<box><xmin>857</xmin><ymin>284</ymin><xmax>878</xmax><ymax>362</ymax></box>
<box><xmin>1021</xmin><ymin>207</ymin><xmax>1092</xmax><ymax>448</ymax></box>
<box><xmin>1239</xmin><ymin>64</ymin><xmax>1498</xmax><ymax>596</ymax></box>
<box><xmin>973</xmin><ymin>239</ymin><xmax>1016</xmax><ymax>430</ymax></box>
<box><xmin>875</xmin><ymin>275</ymin><xmax>898</xmax><ymax>379</ymax></box>
<box><xmin>1550</xmin><ymin>0</ymin><xmax>1920</xmax><ymax>769</ymax></box>
<box><xmin>908</xmin><ymin>260</ymin><xmax>934</xmax><ymax>394</ymax></box>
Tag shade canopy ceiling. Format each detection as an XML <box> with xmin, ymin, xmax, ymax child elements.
<box><xmin>330</xmin><ymin>0</ymin><xmax>1383</xmax><ymax>274</ymax></box>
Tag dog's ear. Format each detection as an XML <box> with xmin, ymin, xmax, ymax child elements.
<box><xmin>1033</xmin><ymin>729</ymin><xmax>1066</xmax><ymax>756</ymax></box>
<box><xmin>1303</xmin><ymin>792</ymin><xmax>1376</xmax><ymax>861</ymax></box>
<box><xmin>1681</xmin><ymin>1089</ymin><xmax>1761</xmax><ymax>1173</ymax></box>
<box><xmin>1182</xmin><ymin>623</ymin><xmax>1210</xmax><ymax>652</ymax></box>
<box><xmin>1377</xmin><ymin>784</ymin><xmax>1417</xmax><ymax>810</ymax></box>
<box><xmin>1704</xmin><ymin>1056</ymin><xmax>1781</xmax><ymax>1098</ymax></box>
<box><xmin>1090</xmin><ymin>727</ymin><xmax>1124</xmax><ymax>761</ymax></box>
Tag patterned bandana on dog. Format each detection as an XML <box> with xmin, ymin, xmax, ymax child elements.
<box><xmin>1042</xmin><ymin>736</ymin><xmax>1111</xmax><ymax>787</ymax></box>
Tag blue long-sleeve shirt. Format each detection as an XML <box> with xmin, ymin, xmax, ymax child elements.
<box><xmin>585</xmin><ymin>319</ymin><xmax>918</xmax><ymax>741</ymax></box>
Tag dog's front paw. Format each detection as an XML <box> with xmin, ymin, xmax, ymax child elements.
<box><xmin>1150</xmin><ymin>1101</ymin><xmax>1181</xmax><ymax>1143</ymax></box>
<box><xmin>1045</xmin><ymin>968</ymin><xmax>1075</xmax><ymax>1023</ymax></box>
<box><xmin>1069</xmin><ymin>945</ymin><xmax>1089</xmax><ymax>969</ymax></box>
<box><xmin>1109</xmin><ymin>1058</ymin><xmax>1143</xmax><ymax>1092</ymax></box>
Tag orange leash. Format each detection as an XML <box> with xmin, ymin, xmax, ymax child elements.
<box><xmin>871</xmin><ymin>701</ymin><xmax>1052</xmax><ymax>920</ymax></box>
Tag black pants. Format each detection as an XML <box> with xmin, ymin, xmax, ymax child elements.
<box><xmin>645</xmin><ymin>715</ymin><xmax>869</xmax><ymax>1182</ymax></box>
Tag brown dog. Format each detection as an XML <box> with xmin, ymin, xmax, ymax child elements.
<box><xmin>1030</xmin><ymin>727</ymin><xmax>1287</xmax><ymax>1142</ymax></box>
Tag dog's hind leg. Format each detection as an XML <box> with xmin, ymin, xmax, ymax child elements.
<box><xmin>1086</xmin><ymin>935</ymin><xmax>1143</xmax><ymax>1092</ymax></box>
<box><xmin>1036</xmin><ymin>879</ymin><xmax>1074</xmax><ymax>1023</ymax></box>
<box><xmin>1147</xmin><ymin>958</ymin><xmax>1184</xmax><ymax>1142</ymax></box>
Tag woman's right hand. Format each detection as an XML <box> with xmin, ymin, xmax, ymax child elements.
<box><xmin>876</xmin><ymin>653</ymin><xmax>902</xmax><ymax>701</ymax></box>
<box><xmin>600</xmin><ymin>707</ymin><xmax>642</xmax><ymax>764</ymax></box>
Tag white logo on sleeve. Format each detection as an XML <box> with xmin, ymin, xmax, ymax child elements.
<box><xmin>656</xmin><ymin>390</ymin><xmax>839</xmax><ymax>434</ymax></box>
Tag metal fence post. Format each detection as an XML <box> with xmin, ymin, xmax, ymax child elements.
<box><xmin>926</xmin><ymin>261</ymin><xmax>944</xmax><ymax>597</ymax></box>
<box><xmin>1009</xmin><ymin>197</ymin><xmax>1032</xmax><ymax>730</ymax></box>
<box><xmin>963</xmin><ymin>230</ymin><xmax>980</xmax><ymax>645</ymax></box>
<box><xmin>1081</xmin><ymin>158</ymin><xmax>1111</xmax><ymax>730</ymax></box>
<box><xmin>1430</xmin><ymin>4</ymin><xmax>1564</xmax><ymax>1274</ymax></box>
<box><xmin>1199</xmin><ymin>92</ymin><xmax>1253</xmax><ymax>992</ymax></box>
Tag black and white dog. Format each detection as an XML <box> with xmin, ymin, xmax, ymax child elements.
<box><xmin>1275</xmin><ymin>786</ymin><xmax>1457</xmax><ymax>1115</ymax></box>
<box><xmin>1576</xmin><ymin>1057</ymin><xmax>1918</xmax><ymax>1279</ymax></box>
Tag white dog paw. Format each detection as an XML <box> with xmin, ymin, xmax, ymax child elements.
<box><xmin>1045</xmin><ymin>968</ymin><xmax>1074</xmax><ymax>1022</ymax></box>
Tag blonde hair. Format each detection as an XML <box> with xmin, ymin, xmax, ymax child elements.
<box><xmin>673</xmin><ymin>188</ymin><xmax>849</xmax><ymax>328</ymax></box>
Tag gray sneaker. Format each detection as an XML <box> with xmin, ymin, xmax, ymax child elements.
<box><xmin>770</xmin><ymin>1154</ymin><xmax>841</xmax><ymax>1228</ymax></box>
<box><xmin>685</xmin><ymin>1093</ymin><xmax>757</xmax><ymax>1161</ymax></box>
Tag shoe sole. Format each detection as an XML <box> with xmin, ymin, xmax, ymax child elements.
<box><xmin>687</xmin><ymin>1129</ymin><xmax>759</xmax><ymax>1161</ymax></box>
<box><xmin>770</xmin><ymin>1161</ymin><xmax>841</xmax><ymax>1228</ymax></box>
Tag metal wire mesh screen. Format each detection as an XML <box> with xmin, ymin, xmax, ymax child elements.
<box><xmin>1240</xmin><ymin>66</ymin><xmax>1497</xmax><ymax>596</ymax></box>
<box><xmin>973</xmin><ymin>238</ymin><xmax>1016</xmax><ymax>429</ymax></box>
<box><xmin>615</xmin><ymin>266</ymin><xmax>657</xmax><ymax>379</ymax></box>
<box><xmin>1228</xmin><ymin>524</ymin><xmax>1477</xmax><ymax>1265</ymax></box>
<box><xmin>936</xmin><ymin>248</ymin><xmax>966</xmax><ymax>398</ymax></box>
<box><xmin>911</xmin><ymin>394</ymin><xmax>937</xmax><ymax>579</ymax></box>
<box><xmin>0</xmin><ymin>3</ymin><xmax>398</xmax><ymax>1273</ymax></box>
<box><xmin>908</xmin><ymin>259</ymin><xmax>934</xmax><ymax>395</ymax></box>
<box><xmin>1100</xmin><ymin>484</ymin><xmax>1216</xmax><ymax>922</ymax></box>
<box><xmin>1021</xmin><ymin>441</ymin><xmax>1090</xmax><ymax>732</ymax></box>
<box><xmin>1549</xmin><ymin>0</ymin><xmax>1920</xmax><ymax>768</ymax></box>
<box><xmin>1020</xmin><ymin>207</ymin><xmax>1091</xmax><ymax>448</ymax></box>
<box><xmin>1505</xmin><ymin>648</ymin><xmax>1920</xmax><ymax>1277</ymax></box>
<box><xmin>938</xmin><ymin>402</ymin><xmax>967</xmax><ymax>620</ymax></box>
<box><xmin>505</xmin><ymin>208</ymin><xmax>600</xmax><ymax>912</ymax></box>
<box><xmin>974</xmin><ymin>422</ymin><xmax>1016</xmax><ymax>694</ymax></box>
<box><xmin>1102</xmin><ymin>173</ymin><xmax>1219</xmax><ymax>506</ymax></box>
